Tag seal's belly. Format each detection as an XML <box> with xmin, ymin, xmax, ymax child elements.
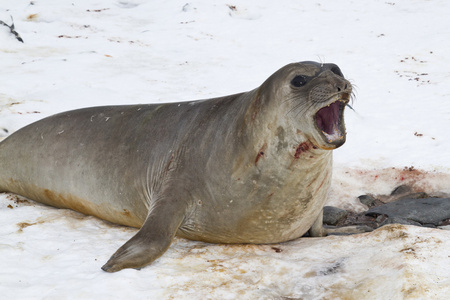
<box><xmin>178</xmin><ymin>182</ymin><xmax>330</xmax><ymax>244</ymax></box>
<box><xmin>177</xmin><ymin>153</ymin><xmax>332</xmax><ymax>243</ymax></box>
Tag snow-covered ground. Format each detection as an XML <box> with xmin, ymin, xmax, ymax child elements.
<box><xmin>0</xmin><ymin>0</ymin><xmax>449</xmax><ymax>299</ymax></box>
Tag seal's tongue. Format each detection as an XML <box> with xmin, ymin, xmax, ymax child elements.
<box><xmin>315</xmin><ymin>101</ymin><xmax>340</xmax><ymax>135</ymax></box>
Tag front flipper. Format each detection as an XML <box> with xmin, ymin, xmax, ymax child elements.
<box><xmin>101</xmin><ymin>198</ymin><xmax>187</xmax><ymax>272</ymax></box>
<box><xmin>308</xmin><ymin>209</ymin><xmax>372</xmax><ymax>237</ymax></box>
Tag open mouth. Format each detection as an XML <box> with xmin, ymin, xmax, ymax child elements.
<box><xmin>314</xmin><ymin>96</ymin><xmax>348</xmax><ymax>144</ymax></box>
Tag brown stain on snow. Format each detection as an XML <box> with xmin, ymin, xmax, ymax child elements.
<box><xmin>16</xmin><ymin>220</ymin><xmax>45</xmax><ymax>233</ymax></box>
<box><xmin>26</xmin><ymin>14</ymin><xmax>39</xmax><ymax>21</ymax></box>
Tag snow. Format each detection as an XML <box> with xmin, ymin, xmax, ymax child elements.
<box><xmin>1</xmin><ymin>0</ymin><xmax>449</xmax><ymax>299</ymax></box>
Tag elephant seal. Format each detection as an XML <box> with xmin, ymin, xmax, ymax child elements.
<box><xmin>0</xmin><ymin>61</ymin><xmax>358</xmax><ymax>272</ymax></box>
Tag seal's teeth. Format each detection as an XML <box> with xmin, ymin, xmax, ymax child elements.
<box><xmin>322</xmin><ymin>124</ymin><xmax>344</xmax><ymax>143</ymax></box>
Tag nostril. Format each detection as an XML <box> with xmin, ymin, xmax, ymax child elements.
<box><xmin>336</xmin><ymin>83</ymin><xmax>348</xmax><ymax>92</ymax></box>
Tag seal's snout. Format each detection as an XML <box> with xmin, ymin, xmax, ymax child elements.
<box><xmin>328</xmin><ymin>71</ymin><xmax>351</xmax><ymax>95</ymax></box>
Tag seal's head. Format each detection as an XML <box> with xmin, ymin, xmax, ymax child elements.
<box><xmin>266</xmin><ymin>61</ymin><xmax>352</xmax><ymax>150</ymax></box>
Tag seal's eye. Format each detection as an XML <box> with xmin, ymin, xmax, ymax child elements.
<box><xmin>291</xmin><ymin>75</ymin><xmax>308</xmax><ymax>87</ymax></box>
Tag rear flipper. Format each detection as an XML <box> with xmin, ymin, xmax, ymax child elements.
<box><xmin>101</xmin><ymin>196</ymin><xmax>187</xmax><ymax>273</ymax></box>
<box><xmin>308</xmin><ymin>209</ymin><xmax>373</xmax><ymax>237</ymax></box>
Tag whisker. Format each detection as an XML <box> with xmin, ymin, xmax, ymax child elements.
<box><xmin>286</xmin><ymin>100</ymin><xmax>310</xmax><ymax>116</ymax></box>
<box><xmin>292</xmin><ymin>103</ymin><xmax>314</xmax><ymax>118</ymax></box>
<box><xmin>281</xmin><ymin>95</ymin><xmax>303</xmax><ymax>105</ymax></box>
<box><xmin>293</xmin><ymin>101</ymin><xmax>316</xmax><ymax>119</ymax></box>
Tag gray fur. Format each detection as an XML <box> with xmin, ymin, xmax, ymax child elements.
<box><xmin>0</xmin><ymin>62</ymin><xmax>357</xmax><ymax>272</ymax></box>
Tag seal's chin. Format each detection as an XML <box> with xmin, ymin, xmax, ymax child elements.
<box><xmin>314</xmin><ymin>97</ymin><xmax>348</xmax><ymax>149</ymax></box>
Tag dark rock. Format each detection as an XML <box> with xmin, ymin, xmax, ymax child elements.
<box><xmin>390</xmin><ymin>185</ymin><xmax>413</xmax><ymax>196</ymax></box>
<box><xmin>375</xmin><ymin>215</ymin><xmax>387</xmax><ymax>223</ymax></box>
<box><xmin>366</xmin><ymin>198</ymin><xmax>450</xmax><ymax>226</ymax></box>
<box><xmin>397</xmin><ymin>192</ymin><xmax>429</xmax><ymax>200</ymax></box>
<box><xmin>323</xmin><ymin>206</ymin><xmax>348</xmax><ymax>225</ymax></box>
<box><xmin>422</xmin><ymin>223</ymin><xmax>436</xmax><ymax>228</ymax></box>
<box><xmin>441</xmin><ymin>218</ymin><xmax>450</xmax><ymax>226</ymax></box>
<box><xmin>358</xmin><ymin>195</ymin><xmax>376</xmax><ymax>207</ymax></box>
<box><xmin>335</xmin><ymin>211</ymin><xmax>378</xmax><ymax>229</ymax></box>
<box><xmin>379</xmin><ymin>216</ymin><xmax>423</xmax><ymax>227</ymax></box>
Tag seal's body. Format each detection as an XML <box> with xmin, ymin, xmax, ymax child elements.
<box><xmin>0</xmin><ymin>62</ymin><xmax>355</xmax><ymax>272</ymax></box>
